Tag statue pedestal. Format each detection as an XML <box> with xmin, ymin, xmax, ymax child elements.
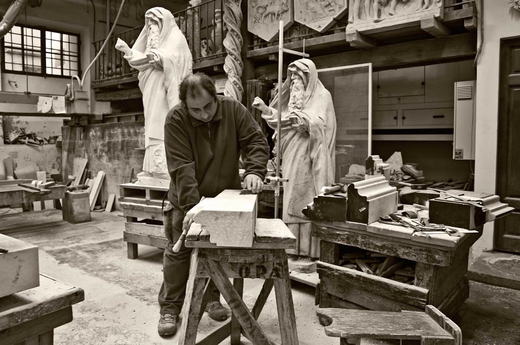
<box><xmin>135</xmin><ymin>172</ymin><xmax>170</xmax><ymax>188</ymax></box>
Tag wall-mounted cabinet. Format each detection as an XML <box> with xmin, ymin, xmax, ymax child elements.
<box><xmin>372</xmin><ymin>60</ymin><xmax>476</xmax><ymax>141</ymax></box>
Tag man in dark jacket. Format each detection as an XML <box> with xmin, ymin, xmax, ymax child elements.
<box><xmin>158</xmin><ymin>72</ymin><xmax>269</xmax><ymax>336</ymax></box>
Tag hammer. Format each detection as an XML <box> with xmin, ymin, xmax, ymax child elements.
<box><xmin>172</xmin><ymin>196</ymin><xmax>206</xmax><ymax>253</ymax></box>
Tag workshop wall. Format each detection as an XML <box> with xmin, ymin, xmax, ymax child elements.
<box><xmin>473</xmin><ymin>2</ymin><xmax>520</xmax><ymax>258</ymax></box>
<box><xmin>0</xmin><ymin>144</ymin><xmax>61</xmax><ymax>174</ymax></box>
<box><xmin>62</xmin><ymin>123</ymin><xmax>145</xmax><ymax>210</ymax></box>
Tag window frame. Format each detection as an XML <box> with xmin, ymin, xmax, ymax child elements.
<box><xmin>1</xmin><ymin>24</ymin><xmax>81</xmax><ymax>79</ymax></box>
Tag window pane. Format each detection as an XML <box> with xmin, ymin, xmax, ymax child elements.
<box><xmin>4</xmin><ymin>25</ymin><xmax>79</xmax><ymax>77</ymax></box>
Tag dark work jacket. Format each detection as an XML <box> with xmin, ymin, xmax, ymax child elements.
<box><xmin>164</xmin><ymin>95</ymin><xmax>269</xmax><ymax>215</ymax></box>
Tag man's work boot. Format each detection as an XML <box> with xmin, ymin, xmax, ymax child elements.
<box><xmin>205</xmin><ymin>301</ymin><xmax>230</xmax><ymax>321</ymax></box>
<box><xmin>158</xmin><ymin>313</ymin><xmax>178</xmax><ymax>337</ymax></box>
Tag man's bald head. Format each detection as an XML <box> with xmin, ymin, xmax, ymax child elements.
<box><xmin>179</xmin><ymin>72</ymin><xmax>217</xmax><ymax>105</ymax></box>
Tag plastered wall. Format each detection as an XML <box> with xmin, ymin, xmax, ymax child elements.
<box><xmin>472</xmin><ymin>2</ymin><xmax>520</xmax><ymax>259</ymax></box>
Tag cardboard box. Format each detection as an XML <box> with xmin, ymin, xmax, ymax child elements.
<box><xmin>0</xmin><ymin>234</ymin><xmax>39</xmax><ymax>298</ymax></box>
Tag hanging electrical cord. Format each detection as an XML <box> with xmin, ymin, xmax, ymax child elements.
<box><xmin>72</xmin><ymin>0</ymin><xmax>126</xmax><ymax>92</ymax></box>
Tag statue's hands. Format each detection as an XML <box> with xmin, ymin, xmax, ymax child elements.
<box><xmin>252</xmin><ymin>97</ymin><xmax>271</xmax><ymax>114</ymax></box>
<box><xmin>289</xmin><ymin>114</ymin><xmax>308</xmax><ymax>133</ymax></box>
<box><xmin>115</xmin><ymin>38</ymin><xmax>132</xmax><ymax>56</ymax></box>
<box><xmin>243</xmin><ymin>174</ymin><xmax>264</xmax><ymax>194</ymax></box>
<box><xmin>146</xmin><ymin>52</ymin><xmax>162</xmax><ymax>69</ymax></box>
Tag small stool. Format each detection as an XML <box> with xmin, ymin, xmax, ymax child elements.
<box><xmin>317</xmin><ymin>305</ymin><xmax>462</xmax><ymax>345</ymax></box>
<box><xmin>178</xmin><ymin>218</ymin><xmax>299</xmax><ymax>345</ymax></box>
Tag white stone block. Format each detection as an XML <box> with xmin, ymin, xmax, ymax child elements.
<box><xmin>192</xmin><ymin>189</ymin><xmax>257</xmax><ymax>247</ymax></box>
<box><xmin>0</xmin><ymin>234</ymin><xmax>39</xmax><ymax>298</ymax></box>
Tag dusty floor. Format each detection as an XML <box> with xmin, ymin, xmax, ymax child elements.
<box><xmin>2</xmin><ymin>210</ymin><xmax>520</xmax><ymax>345</ymax></box>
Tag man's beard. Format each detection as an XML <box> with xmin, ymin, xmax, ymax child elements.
<box><xmin>288</xmin><ymin>76</ymin><xmax>305</xmax><ymax>112</ymax></box>
<box><xmin>146</xmin><ymin>23</ymin><xmax>160</xmax><ymax>52</ymax></box>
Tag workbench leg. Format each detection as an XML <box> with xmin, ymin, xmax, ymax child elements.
<box><xmin>22</xmin><ymin>201</ymin><xmax>34</xmax><ymax>212</ymax></box>
<box><xmin>179</xmin><ymin>249</ymin><xmax>206</xmax><ymax>345</ymax></box>
<box><xmin>273</xmin><ymin>251</ymin><xmax>299</xmax><ymax>345</ymax></box>
<box><xmin>127</xmin><ymin>242</ymin><xmax>138</xmax><ymax>259</ymax></box>
<box><xmin>204</xmin><ymin>259</ymin><xmax>274</xmax><ymax>345</ymax></box>
<box><xmin>38</xmin><ymin>330</ymin><xmax>54</xmax><ymax>345</ymax></box>
<box><xmin>231</xmin><ymin>278</ymin><xmax>244</xmax><ymax>345</ymax></box>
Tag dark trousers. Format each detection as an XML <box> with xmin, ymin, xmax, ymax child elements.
<box><xmin>158</xmin><ymin>205</ymin><xmax>220</xmax><ymax>316</ymax></box>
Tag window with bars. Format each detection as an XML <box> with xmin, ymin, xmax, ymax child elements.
<box><xmin>1</xmin><ymin>25</ymin><xmax>80</xmax><ymax>78</ymax></box>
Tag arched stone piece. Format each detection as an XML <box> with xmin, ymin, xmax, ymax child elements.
<box><xmin>294</xmin><ymin>0</ymin><xmax>349</xmax><ymax>33</ymax></box>
<box><xmin>248</xmin><ymin>0</ymin><xmax>294</xmax><ymax>42</ymax></box>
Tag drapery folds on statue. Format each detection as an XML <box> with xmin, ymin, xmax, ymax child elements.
<box><xmin>116</xmin><ymin>7</ymin><xmax>193</xmax><ymax>183</ymax></box>
<box><xmin>256</xmin><ymin>59</ymin><xmax>337</xmax><ymax>257</ymax></box>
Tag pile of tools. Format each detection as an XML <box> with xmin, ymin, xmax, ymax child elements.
<box><xmin>339</xmin><ymin>248</ymin><xmax>416</xmax><ymax>284</ymax></box>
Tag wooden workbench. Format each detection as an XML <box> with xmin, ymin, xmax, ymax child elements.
<box><xmin>0</xmin><ymin>274</ymin><xmax>84</xmax><ymax>345</ymax></box>
<box><xmin>0</xmin><ymin>183</ymin><xmax>66</xmax><ymax>208</ymax></box>
<box><xmin>313</xmin><ymin>220</ymin><xmax>482</xmax><ymax>318</ymax></box>
<box><xmin>179</xmin><ymin>218</ymin><xmax>298</xmax><ymax>345</ymax></box>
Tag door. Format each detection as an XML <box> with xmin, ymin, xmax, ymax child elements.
<box><xmin>495</xmin><ymin>37</ymin><xmax>520</xmax><ymax>253</ymax></box>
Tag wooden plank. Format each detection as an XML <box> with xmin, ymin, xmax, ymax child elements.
<box><xmin>204</xmin><ymin>259</ymin><xmax>275</xmax><ymax>345</ymax></box>
<box><xmin>186</xmin><ymin>219</ymin><xmax>296</xmax><ymax>250</ymax></box>
<box><xmin>94</xmin><ymin>88</ymin><xmax>142</xmax><ymax>101</ymax></box>
<box><xmin>436</xmin><ymin>278</ymin><xmax>469</xmax><ymax>319</ymax></box>
<box><xmin>255</xmin><ymin>33</ymin><xmax>476</xmax><ymax>79</ymax></box>
<box><xmin>178</xmin><ymin>249</ymin><xmax>207</xmax><ymax>345</ymax></box>
<box><xmin>415</xmin><ymin>252</ymin><xmax>469</xmax><ymax>306</ymax></box>
<box><xmin>0</xmin><ymin>307</ymin><xmax>71</xmax><ymax>345</ymax></box>
<box><xmin>89</xmin><ymin>171</ymin><xmax>105</xmax><ymax>211</ymax></box>
<box><xmin>318</xmin><ymin>261</ymin><xmax>428</xmax><ymax>309</ymax></box>
<box><xmin>105</xmin><ymin>194</ymin><xmax>116</xmax><ymax>212</ymax></box>
<box><xmin>121</xmin><ymin>206</ymin><xmax>164</xmax><ymax>221</ymax></box>
<box><xmin>346</xmin><ymin>31</ymin><xmax>378</xmax><ymax>49</ymax></box>
<box><xmin>421</xmin><ymin>17</ymin><xmax>451</xmax><ymax>38</ymax></box>
<box><xmin>316</xmin><ymin>308</ymin><xmax>453</xmax><ymax>342</ymax></box>
<box><xmin>272</xmin><ymin>251</ymin><xmax>298</xmax><ymax>345</ymax></box>
<box><xmin>313</xmin><ymin>224</ymin><xmax>456</xmax><ymax>266</ymax></box>
<box><xmin>72</xmin><ymin>158</ymin><xmax>88</xmax><ymax>187</ymax></box>
<box><xmin>123</xmin><ymin>232</ymin><xmax>168</xmax><ymax>249</ymax></box>
<box><xmin>424</xmin><ymin>305</ymin><xmax>462</xmax><ymax>345</ymax></box>
<box><xmin>125</xmin><ymin>222</ymin><xmax>164</xmax><ymax>237</ymax></box>
<box><xmin>320</xmin><ymin>275</ymin><xmax>421</xmax><ymax>312</ymax></box>
<box><xmin>0</xmin><ymin>209</ymin><xmax>62</xmax><ymax>233</ymax></box>
<box><xmin>231</xmin><ymin>278</ymin><xmax>244</xmax><ymax>345</ymax></box>
<box><xmin>0</xmin><ymin>274</ymin><xmax>84</xmax><ymax>331</ymax></box>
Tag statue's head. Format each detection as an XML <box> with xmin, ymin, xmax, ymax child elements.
<box><xmin>288</xmin><ymin>65</ymin><xmax>307</xmax><ymax>111</ymax></box>
<box><xmin>145</xmin><ymin>12</ymin><xmax>161</xmax><ymax>51</ymax></box>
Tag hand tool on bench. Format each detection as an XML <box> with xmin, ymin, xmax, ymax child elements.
<box><xmin>172</xmin><ymin>196</ymin><xmax>206</xmax><ymax>253</ymax></box>
<box><xmin>321</xmin><ymin>183</ymin><xmax>348</xmax><ymax>195</ymax></box>
<box><xmin>17</xmin><ymin>183</ymin><xmax>51</xmax><ymax>195</ymax></box>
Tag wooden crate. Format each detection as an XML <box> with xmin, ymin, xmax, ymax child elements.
<box><xmin>120</xmin><ymin>183</ymin><xmax>169</xmax><ymax>259</ymax></box>
<box><xmin>119</xmin><ymin>183</ymin><xmax>168</xmax><ymax>204</ymax></box>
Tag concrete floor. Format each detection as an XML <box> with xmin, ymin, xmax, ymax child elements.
<box><xmin>3</xmin><ymin>210</ymin><xmax>520</xmax><ymax>345</ymax></box>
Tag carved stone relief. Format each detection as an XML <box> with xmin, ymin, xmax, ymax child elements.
<box><xmin>248</xmin><ymin>0</ymin><xmax>294</xmax><ymax>42</ymax></box>
<box><xmin>294</xmin><ymin>0</ymin><xmax>348</xmax><ymax>33</ymax></box>
<box><xmin>347</xmin><ymin>0</ymin><xmax>443</xmax><ymax>33</ymax></box>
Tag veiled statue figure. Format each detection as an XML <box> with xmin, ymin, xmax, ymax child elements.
<box><xmin>253</xmin><ymin>58</ymin><xmax>337</xmax><ymax>258</ymax></box>
<box><xmin>115</xmin><ymin>7</ymin><xmax>193</xmax><ymax>185</ymax></box>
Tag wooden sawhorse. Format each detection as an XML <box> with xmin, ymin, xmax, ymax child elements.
<box><xmin>178</xmin><ymin>218</ymin><xmax>299</xmax><ymax>345</ymax></box>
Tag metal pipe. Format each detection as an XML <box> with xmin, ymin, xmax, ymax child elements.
<box><xmin>274</xmin><ymin>20</ymin><xmax>284</xmax><ymax>219</ymax></box>
<box><xmin>0</xmin><ymin>0</ymin><xmax>30</xmax><ymax>38</ymax></box>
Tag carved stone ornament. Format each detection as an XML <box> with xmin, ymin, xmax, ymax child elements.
<box><xmin>347</xmin><ymin>0</ymin><xmax>443</xmax><ymax>34</ymax></box>
<box><xmin>294</xmin><ymin>0</ymin><xmax>349</xmax><ymax>33</ymax></box>
<box><xmin>248</xmin><ymin>0</ymin><xmax>294</xmax><ymax>42</ymax></box>
<box><xmin>510</xmin><ymin>0</ymin><xmax>520</xmax><ymax>11</ymax></box>
<box><xmin>224</xmin><ymin>0</ymin><xmax>244</xmax><ymax>101</ymax></box>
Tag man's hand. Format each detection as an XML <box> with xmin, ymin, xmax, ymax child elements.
<box><xmin>244</xmin><ymin>174</ymin><xmax>264</xmax><ymax>194</ymax></box>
